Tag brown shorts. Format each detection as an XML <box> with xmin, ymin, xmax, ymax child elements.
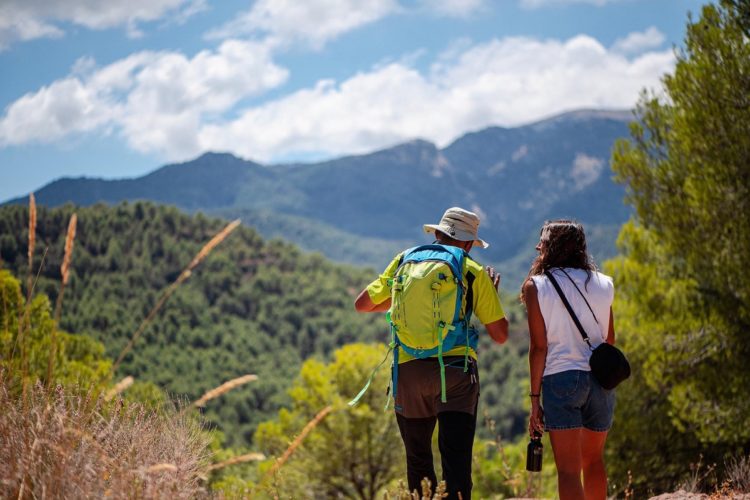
<box><xmin>394</xmin><ymin>356</ymin><xmax>480</xmax><ymax>418</ymax></box>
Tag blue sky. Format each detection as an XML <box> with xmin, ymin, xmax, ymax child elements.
<box><xmin>0</xmin><ymin>0</ymin><xmax>705</xmax><ymax>202</ymax></box>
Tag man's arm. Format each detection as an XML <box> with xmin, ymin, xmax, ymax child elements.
<box><xmin>354</xmin><ymin>289</ymin><xmax>391</xmax><ymax>313</ymax></box>
<box><xmin>485</xmin><ymin>317</ymin><xmax>509</xmax><ymax>344</ymax></box>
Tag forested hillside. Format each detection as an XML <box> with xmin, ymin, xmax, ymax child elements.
<box><xmin>0</xmin><ymin>201</ymin><xmax>529</xmax><ymax>446</ymax></box>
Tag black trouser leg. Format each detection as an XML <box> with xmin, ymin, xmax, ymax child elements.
<box><xmin>396</xmin><ymin>413</ymin><xmax>438</xmax><ymax>494</ymax></box>
<box><xmin>437</xmin><ymin>410</ymin><xmax>478</xmax><ymax>500</ymax></box>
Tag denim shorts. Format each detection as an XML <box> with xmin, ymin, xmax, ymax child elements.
<box><xmin>542</xmin><ymin>370</ymin><xmax>615</xmax><ymax>432</ymax></box>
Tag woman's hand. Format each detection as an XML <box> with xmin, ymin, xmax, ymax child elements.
<box><xmin>529</xmin><ymin>398</ymin><xmax>544</xmax><ymax>436</ymax></box>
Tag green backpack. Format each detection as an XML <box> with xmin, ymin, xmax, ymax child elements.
<box><xmin>349</xmin><ymin>244</ymin><xmax>478</xmax><ymax>408</ymax></box>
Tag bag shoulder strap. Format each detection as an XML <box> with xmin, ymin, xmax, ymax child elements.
<box><xmin>543</xmin><ymin>270</ymin><xmax>593</xmax><ymax>350</ymax></box>
<box><xmin>556</xmin><ymin>268</ymin><xmax>599</xmax><ymax>325</ymax></box>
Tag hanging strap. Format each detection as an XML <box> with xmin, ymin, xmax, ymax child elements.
<box><xmin>438</xmin><ymin>321</ymin><xmax>448</xmax><ymax>403</ymax></box>
<box><xmin>437</xmin><ymin>321</ymin><xmax>450</xmax><ymax>403</ymax></box>
<box><xmin>556</xmin><ymin>268</ymin><xmax>599</xmax><ymax>325</ymax></box>
<box><xmin>544</xmin><ymin>270</ymin><xmax>593</xmax><ymax>350</ymax></box>
<box><xmin>348</xmin><ymin>313</ymin><xmax>397</xmax><ymax>408</ymax></box>
<box><xmin>389</xmin><ymin>334</ymin><xmax>399</xmax><ymax>411</ymax></box>
<box><xmin>347</xmin><ymin>342</ymin><xmax>394</xmax><ymax>407</ymax></box>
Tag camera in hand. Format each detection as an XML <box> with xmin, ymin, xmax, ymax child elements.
<box><xmin>526</xmin><ymin>431</ymin><xmax>543</xmax><ymax>472</ymax></box>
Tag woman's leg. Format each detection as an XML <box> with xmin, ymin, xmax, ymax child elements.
<box><xmin>581</xmin><ymin>429</ymin><xmax>608</xmax><ymax>500</ymax></box>
<box><xmin>549</xmin><ymin>429</ymin><xmax>584</xmax><ymax>500</ymax></box>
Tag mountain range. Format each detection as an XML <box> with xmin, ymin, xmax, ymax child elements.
<box><xmin>5</xmin><ymin>109</ymin><xmax>635</xmax><ymax>283</ymax></box>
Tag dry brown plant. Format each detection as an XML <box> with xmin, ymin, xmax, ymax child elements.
<box><xmin>26</xmin><ymin>193</ymin><xmax>36</xmax><ymax>304</ymax></box>
<box><xmin>0</xmin><ymin>377</ymin><xmax>211</xmax><ymax>499</ymax></box>
<box><xmin>144</xmin><ymin>463</ymin><xmax>179</xmax><ymax>473</ymax></box>
<box><xmin>104</xmin><ymin>376</ymin><xmax>134</xmax><ymax>401</ymax></box>
<box><xmin>190</xmin><ymin>374</ymin><xmax>258</xmax><ymax>409</ymax></box>
<box><xmin>252</xmin><ymin>405</ymin><xmax>333</xmax><ymax>495</ymax></box>
<box><xmin>207</xmin><ymin>452</ymin><xmax>266</xmax><ymax>472</ymax></box>
<box><xmin>47</xmin><ymin>213</ymin><xmax>77</xmax><ymax>387</ymax></box>
<box><xmin>384</xmin><ymin>478</ymin><xmax>449</xmax><ymax>499</ymax></box>
<box><xmin>112</xmin><ymin>219</ymin><xmax>241</xmax><ymax>374</ymax></box>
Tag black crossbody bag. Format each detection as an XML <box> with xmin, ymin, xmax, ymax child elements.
<box><xmin>544</xmin><ymin>269</ymin><xmax>630</xmax><ymax>390</ymax></box>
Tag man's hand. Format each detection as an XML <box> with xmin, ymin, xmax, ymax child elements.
<box><xmin>485</xmin><ymin>266</ymin><xmax>501</xmax><ymax>292</ymax></box>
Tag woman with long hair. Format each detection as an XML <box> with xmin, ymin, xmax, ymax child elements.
<box><xmin>521</xmin><ymin>220</ymin><xmax>616</xmax><ymax>500</ymax></box>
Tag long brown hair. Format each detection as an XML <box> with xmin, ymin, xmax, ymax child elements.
<box><xmin>520</xmin><ymin>220</ymin><xmax>597</xmax><ymax>303</ymax></box>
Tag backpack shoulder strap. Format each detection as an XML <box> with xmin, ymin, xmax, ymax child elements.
<box><xmin>399</xmin><ymin>244</ymin><xmax>465</xmax><ymax>283</ymax></box>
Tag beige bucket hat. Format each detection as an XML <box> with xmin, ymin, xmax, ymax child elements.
<box><xmin>423</xmin><ymin>207</ymin><xmax>489</xmax><ymax>249</ymax></box>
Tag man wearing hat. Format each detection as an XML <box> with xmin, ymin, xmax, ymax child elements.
<box><xmin>355</xmin><ymin>207</ymin><xmax>509</xmax><ymax>500</ymax></box>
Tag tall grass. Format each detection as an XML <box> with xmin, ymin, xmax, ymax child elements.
<box><xmin>112</xmin><ymin>219</ymin><xmax>241</xmax><ymax>374</ymax></box>
<box><xmin>47</xmin><ymin>212</ymin><xmax>76</xmax><ymax>387</ymax></box>
<box><xmin>105</xmin><ymin>376</ymin><xmax>134</xmax><ymax>401</ymax></box>
<box><xmin>190</xmin><ymin>374</ymin><xmax>258</xmax><ymax>409</ymax></box>
<box><xmin>251</xmin><ymin>405</ymin><xmax>333</xmax><ymax>496</ymax></box>
<box><xmin>26</xmin><ymin>193</ymin><xmax>36</xmax><ymax>307</ymax></box>
<box><xmin>0</xmin><ymin>376</ymin><xmax>210</xmax><ymax>499</ymax></box>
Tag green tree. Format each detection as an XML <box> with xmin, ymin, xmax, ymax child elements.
<box><xmin>606</xmin><ymin>0</ymin><xmax>750</xmax><ymax>492</ymax></box>
<box><xmin>0</xmin><ymin>270</ymin><xmax>111</xmax><ymax>390</ymax></box>
<box><xmin>253</xmin><ymin>343</ymin><xmax>403</xmax><ymax>499</ymax></box>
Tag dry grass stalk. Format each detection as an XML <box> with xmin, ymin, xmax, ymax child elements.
<box><xmin>144</xmin><ymin>463</ymin><xmax>179</xmax><ymax>473</ymax></box>
<box><xmin>26</xmin><ymin>193</ymin><xmax>36</xmax><ymax>303</ymax></box>
<box><xmin>207</xmin><ymin>452</ymin><xmax>266</xmax><ymax>472</ymax></box>
<box><xmin>254</xmin><ymin>405</ymin><xmax>333</xmax><ymax>493</ymax></box>
<box><xmin>190</xmin><ymin>374</ymin><xmax>257</xmax><ymax>409</ymax></box>
<box><xmin>112</xmin><ymin>219</ymin><xmax>241</xmax><ymax>374</ymax></box>
<box><xmin>104</xmin><ymin>376</ymin><xmax>134</xmax><ymax>402</ymax></box>
<box><xmin>47</xmin><ymin>213</ymin><xmax>77</xmax><ymax>388</ymax></box>
<box><xmin>60</xmin><ymin>213</ymin><xmax>77</xmax><ymax>288</ymax></box>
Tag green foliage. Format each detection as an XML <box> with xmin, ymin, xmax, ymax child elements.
<box><xmin>253</xmin><ymin>343</ymin><xmax>403</xmax><ymax>499</ymax></box>
<box><xmin>607</xmin><ymin>1</ymin><xmax>750</xmax><ymax>493</ymax></box>
<box><xmin>472</xmin><ymin>425</ymin><xmax>557</xmax><ymax>499</ymax></box>
<box><xmin>0</xmin><ymin>201</ymin><xmax>532</xmax><ymax>449</ymax></box>
<box><xmin>0</xmin><ymin>270</ymin><xmax>111</xmax><ymax>390</ymax></box>
<box><xmin>0</xmin><ymin>201</ymin><xmax>385</xmax><ymax>447</ymax></box>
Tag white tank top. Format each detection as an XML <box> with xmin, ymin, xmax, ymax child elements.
<box><xmin>530</xmin><ymin>268</ymin><xmax>614</xmax><ymax>376</ymax></box>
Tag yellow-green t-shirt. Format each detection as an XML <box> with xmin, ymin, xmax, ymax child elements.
<box><xmin>366</xmin><ymin>251</ymin><xmax>505</xmax><ymax>363</ymax></box>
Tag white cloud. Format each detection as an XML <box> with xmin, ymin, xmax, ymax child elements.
<box><xmin>195</xmin><ymin>34</ymin><xmax>673</xmax><ymax>162</ymax></box>
<box><xmin>206</xmin><ymin>0</ymin><xmax>400</xmax><ymax>48</ymax></box>
<box><xmin>0</xmin><ymin>33</ymin><xmax>674</xmax><ymax>164</ymax></box>
<box><xmin>0</xmin><ymin>41</ymin><xmax>288</xmax><ymax>157</ymax></box>
<box><xmin>612</xmin><ymin>26</ymin><xmax>665</xmax><ymax>54</ymax></box>
<box><xmin>0</xmin><ymin>78</ymin><xmax>115</xmax><ymax>145</ymax></box>
<box><xmin>520</xmin><ymin>0</ymin><xmax>622</xmax><ymax>8</ymax></box>
<box><xmin>0</xmin><ymin>0</ymin><xmax>204</xmax><ymax>49</ymax></box>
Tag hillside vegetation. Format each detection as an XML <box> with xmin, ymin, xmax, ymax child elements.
<box><xmin>0</xmin><ymin>201</ymin><xmax>530</xmax><ymax>448</ymax></box>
